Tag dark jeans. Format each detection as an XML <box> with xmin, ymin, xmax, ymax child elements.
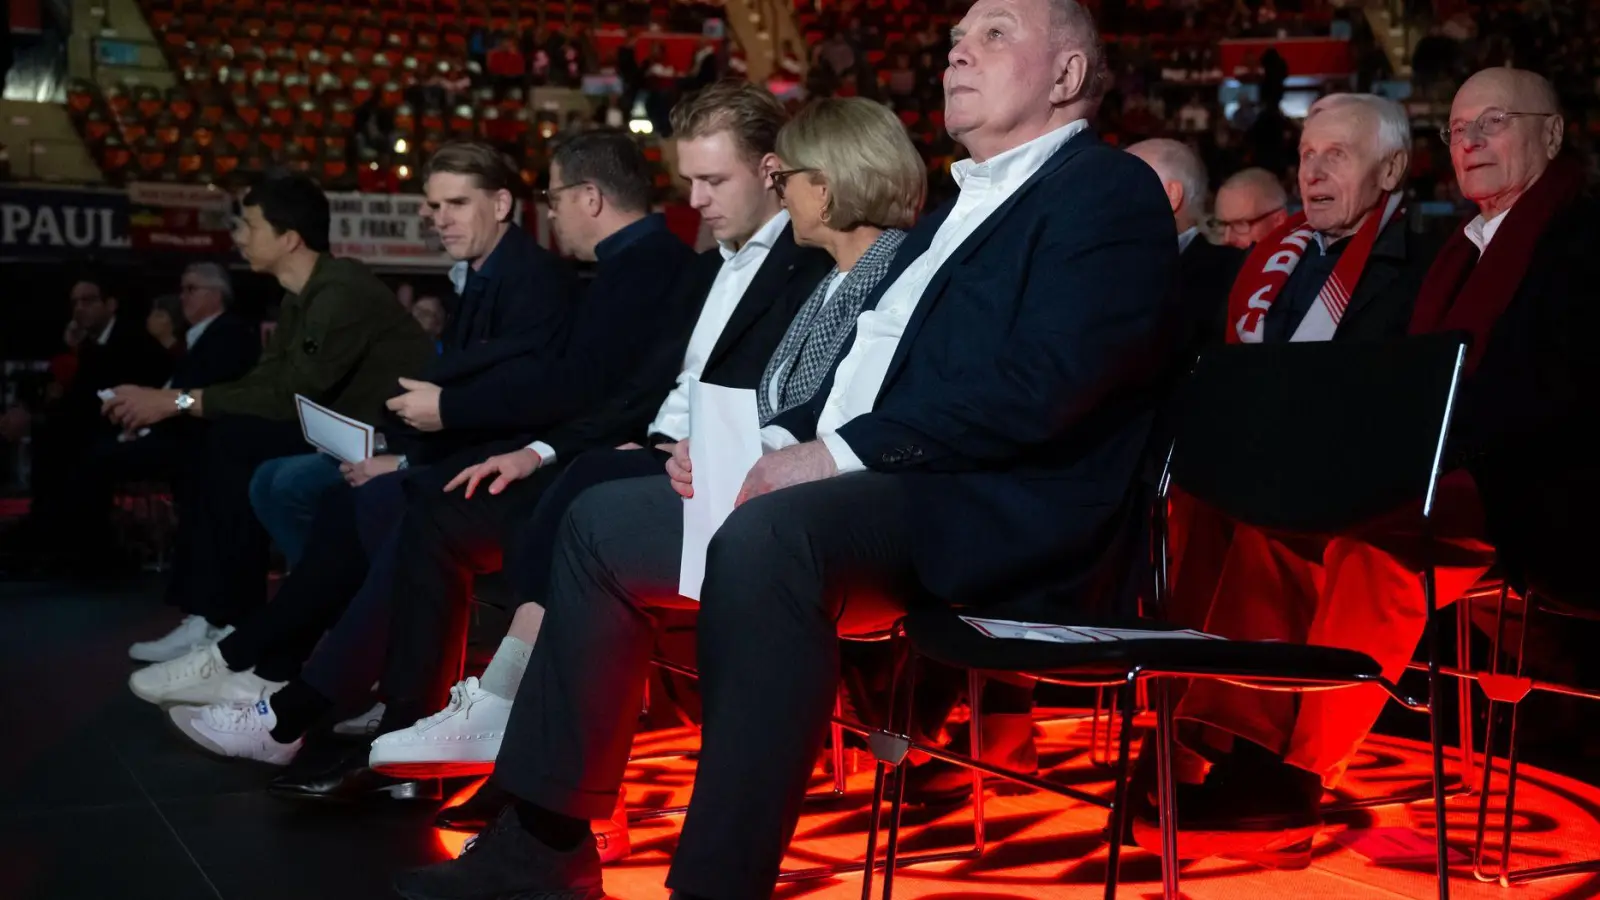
<box><xmin>375</xmin><ymin>447</ymin><xmax>669</xmax><ymax>719</ymax></box>
<box><xmin>248</xmin><ymin>452</ymin><xmax>345</xmax><ymax>568</ymax></box>
<box><xmin>166</xmin><ymin>415</ymin><xmax>307</xmax><ymax>627</ymax></box>
<box><xmin>493</xmin><ymin>472</ymin><xmax>919</xmax><ymax>899</ymax></box>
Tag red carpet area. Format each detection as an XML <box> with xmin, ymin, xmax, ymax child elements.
<box><xmin>437</xmin><ymin>718</ymin><xmax>1600</xmax><ymax>900</ymax></box>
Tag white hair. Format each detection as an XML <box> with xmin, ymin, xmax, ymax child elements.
<box><xmin>183</xmin><ymin>262</ymin><xmax>234</xmax><ymax>307</ymax></box>
<box><xmin>1306</xmin><ymin>92</ymin><xmax>1411</xmax><ymax>158</ymax></box>
<box><xmin>1127</xmin><ymin>138</ymin><xmax>1210</xmax><ymax>220</ymax></box>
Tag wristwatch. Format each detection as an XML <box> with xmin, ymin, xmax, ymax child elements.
<box><xmin>396</xmin><ymin>455</ymin><xmax>410</xmax><ymax>471</ymax></box>
<box><xmin>175</xmin><ymin>392</ymin><xmax>196</xmax><ymax>413</ymax></box>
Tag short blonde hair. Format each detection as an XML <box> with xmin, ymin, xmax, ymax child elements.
<box><xmin>670</xmin><ymin>79</ymin><xmax>787</xmax><ymax>163</ymax></box>
<box><xmin>776</xmin><ymin>97</ymin><xmax>925</xmax><ymax>231</ymax></box>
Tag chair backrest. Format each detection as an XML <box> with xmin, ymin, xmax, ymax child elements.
<box><xmin>1165</xmin><ymin>334</ymin><xmax>1467</xmax><ymax>535</ymax></box>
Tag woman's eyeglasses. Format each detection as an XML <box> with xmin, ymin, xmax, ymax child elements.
<box><xmin>768</xmin><ymin>168</ymin><xmax>814</xmax><ymax>201</ymax></box>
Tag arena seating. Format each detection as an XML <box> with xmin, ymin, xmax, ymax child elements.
<box><xmin>63</xmin><ymin>0</ymin><xmax>723</xmax><ymax>189</ymax></box>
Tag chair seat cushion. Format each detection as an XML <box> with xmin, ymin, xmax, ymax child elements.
<box><xmin>904</xmin><ymin>608</ymin><xmax>1384</xmax><ymax>684</ymax></box>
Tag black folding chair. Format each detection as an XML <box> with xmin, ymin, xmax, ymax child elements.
<box><xmin>861</xmin><ymin>333</ymin><xmax>1472</xmax><ymax>900</ymax></box>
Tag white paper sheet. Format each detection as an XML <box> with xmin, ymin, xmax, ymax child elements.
<box><xmin>961</xmin><ymin>617</ymin><xmax>1224</xmax><ymax>645</ymax></box>
<box><xmin>678</xmin><ymin>382</ymin><xmax>762</xmax><ymax>601</ymax></box>
<box><xmin>295</xmin><ymin>394</ymin><xmax>374</xmax><ymax>464</ymax></box>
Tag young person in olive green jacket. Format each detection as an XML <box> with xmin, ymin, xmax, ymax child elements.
<box><xmin>106</xmin><ymin>174</ymin><xmax>433</xmax><ymax>655</ymax></box>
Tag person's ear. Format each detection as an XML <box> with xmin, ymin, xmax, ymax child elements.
<box><xmin>1163</xmin><ymin>179</ymin><xmax>1184</xmax><ymax>215</ymax></box>
<box><xmin>756</xmin><ymin>152</ymin><xmax>781</xmax><ymax>184</ymax></box>
<box><xmin>493</xmin><ymin>188</ymin><xmax>515</xmax><ymax>223</ymax></box>
<box><xmin>1048</xmin><ymin>48</ymin><xmax>1090</xmax><ymax>107</ymax></box>
<box><xmin>1377</xmin><ymin>148</ymin><xmax>1408</xmax><ymax>193</ymax></box>
<box><xmin>1545</xmin><ymin>114</ymin><xmax>1565</xmax><ymax>159</ymax></box>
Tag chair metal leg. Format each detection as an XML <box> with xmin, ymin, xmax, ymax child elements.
<box><xmin>832</xmin><ymin>691</ymin><xmax>849</xmax><ymax>796</ymax></box>
<box><xmin>1101</xmin><ymin>678</ymin><xmax>1138</xmax><ymax>900</ymax></box>
<box><xmin>859</xmin><ymin>757</ymin><xmax>889</xmax><ymax>900</ymax></box>
<box><xmin>1153</xmin><ymin>678</ymin><xmax>1180</xmax><ymax>900</ymax></box>
<box><xmin>966</xmin><ymin>668</ymin><xmax>988</xmax><ymax>856</ymax></box>
<box><xmin>1424</xmin><ymin>565</ymin><xmax>1452</xmax><ymax>900</ymax></box>
<box><xmin>1472</xmin><ymin>582</ymin><xmax>1513</xmax><ymax>883</ymax></box>
<box><xmin>1455</xmin><ymin>598</ymin><xmax>1478</xmax><ymax>792</ymax></box>
<box><xmin>879</xmin><ymin>657</ymin><xmax>920</xmax><ymax>900</ymax></box>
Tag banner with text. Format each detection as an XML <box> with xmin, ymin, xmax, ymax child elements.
<box><xmin>327</xmin><ymin>192</ymin><xmax>449</xmax><ymax>267</ymax></box>
<box><xmin>127</xmin><ymin>182</ymin><xmax>236</xmax><ymax>253</ymax></box>
<box><xmin>0</xmin><ymin>186</ymin><xmax>132</xmax><ymax>258</ymax></box>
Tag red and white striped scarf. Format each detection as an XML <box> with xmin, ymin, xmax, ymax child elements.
<box><xmin>1227</xmin><ymin>192</ymin><xmax>1403</xmax><ymax>344</ymax></box>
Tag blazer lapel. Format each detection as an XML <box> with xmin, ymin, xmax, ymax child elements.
<box><xmin>877</xmin><ymin>128</ymin><xmax>1101</xmax><ymax>394</ymax></box>
<box><xmin>703</xmin><ymin>226</ymin><xmax>803</xmax><ymax>370</ymax></box>
<box><xmin>1336</xmin><ymin>220</ymin><xmax>1406</xmax><ymax>332</ymax></box>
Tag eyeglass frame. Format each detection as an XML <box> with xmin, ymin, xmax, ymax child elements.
<box><xmin>539</xmin><ymin>180</ymin><xmax>592</xmax><ymax>204</ymax></box>
<box><xmin>1213</xmin><ymin>206</ymin><xmax>1286</xmax><ymax>235</ymax></box>
<box><xmin>1438</xmin><ymin>109</ymin><xmax>1557</xmax><ymax>146</ymax></box>
<box><xmin>768</xmin><ymin>168</ymin><xmax>816</xmax><ymax>201</ymax></box>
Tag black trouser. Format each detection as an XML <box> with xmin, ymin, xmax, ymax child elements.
<box><xmin>166</xmin><ymin>415</ymin><xmax>307</xmax><ymax>627</ymax></box>
<box><xmin>494</xmin><ymin>472</ymin><xmax>919</xmax><ymax>900</ymax></box>
<box><xmin>379</xmin><ymin>447</ymin><xmax>669</xmax><ymax>721</ymax></box>
<box><xmin>216</xmin><ymin>471</ymin><xmax>407</xmax><ymax>682</ymax></box>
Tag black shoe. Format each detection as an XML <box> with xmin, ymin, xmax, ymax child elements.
<box><xmin>903</xmin><ymin>713</ymin><xmax>1039</xmax><ymax>806</ymax></box>
<box><xmin>268</xmin><ymin>745</ymin><xmax>441</xmax><ymax>804</ymax></box>
<box><xmin>1130</xmin><ymin>738</ymin><xmax>1323</xmax><ymax>865</ymax></box>
<box><xmin>436</xmin><ymin>780</ymin><xmax>514</xmax><ymax>832</ymax></box>
<box><xmin>394</xmin><ymin>807</ymin><xmax>604</xmax><ymax>900</ymax></box>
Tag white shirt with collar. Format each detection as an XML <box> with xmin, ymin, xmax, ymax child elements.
<box><xmin>1465</xmin><ymin>210</ymin><xmax>1508</xmax><ymax>254</ymax></box>
<box><xmin>185</xmin><ymin>312</ymin><xmax>222</xmax><ymax>349</ymax></box>
<box><xmin>764</xmin><ymin>120</ymin><xmax>1089</xmax><ymax>470</ymax></box>
<box><xmin>162</xmin><ymin>313</ymin><xmax>223</xmax><ymax>389</ymax></box>
<box><xmin>1177</xmin><ymin>225</ymin><xmax>1200</xmax><ymax>254</ymax></box>
<box><xmin>527</xmin><ymin>210</ymin><xmax>791</xmax><ymax>464</ymax></box>
<box><xmin>95</xmin><ymin>316</ymin><xmax>116</xmax><ymax>346</ymax></box>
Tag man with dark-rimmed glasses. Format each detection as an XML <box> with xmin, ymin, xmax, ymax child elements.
<box><xmin>1213</xmin><ymin>166</ymin><xmax>1290</xmax><ymax>249</ymax></box>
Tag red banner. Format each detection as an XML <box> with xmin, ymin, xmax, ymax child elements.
<box><xmin>1218</xmin><ymin>38</ymin><xmax>1353</xmax><ymax>79</ymax></box>
<box><xmin>10</xmin><ymin>0</ymin><xmax>42</xmax><ymax>33</ymax></box>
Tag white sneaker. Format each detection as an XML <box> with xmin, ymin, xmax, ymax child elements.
<box><xmin>368</xmin><ymin>677</ymin><xmax>510</xmax><ymax>777</ymax></box>
<box><xmin>332</xmin><ymin>701</ymin><xmax>387</xmax><ymax>737</ymax></box>
<box><xmin>169</xmin><ymin>698</ymin><xmax>302</xmax><ymax>765</ymax></box>
<box><xmin>129</xmin><ymin>614</ymin><xmax>235</xmax><ymax>663</ymax></box>
<box><xmin>129</xmin><ymin>643</ymin><xmax>284</xmax><ymax>707</ymax></box>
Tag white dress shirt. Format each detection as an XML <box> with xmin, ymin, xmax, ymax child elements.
<box><xmin>95</xmin><ymin>316</ymin><xmax>116</xmax><ymax>346</ymax></box>
<box><xmin>795</xmin><ymin>120</ymin><xmax>1089</xmax><ymax>472</ymax></box>
<box><xmin>163</xmin><ymin>313</ymin><xmax>222</xmax><ymax>389</ymax></box>
<box><xmin>1465</xmin><ymin>210</ymin><xmax>1508</xmax><ymax>254</ymax></box>
<box><xmin>1177</xmin><ymin>225</ymin><xmax>1200</xmax><ymax>254</ymax></box>
<box><xmin>527</xmin><ymin>210</ymin><xmax>791</xmax><ymax>464</ymax></box>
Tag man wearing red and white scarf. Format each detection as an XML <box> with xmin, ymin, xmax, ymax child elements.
<box><xmin>1144</xmin><ymin>72</ymin><xmax>1593</xmax><ymax>867</ymax></box>
<box><xmin>1163</xmin><ymin>94</ymin><xmax>1442</xmax><ymax>659</ymax></box>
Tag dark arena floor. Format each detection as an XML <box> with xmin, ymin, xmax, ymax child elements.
<box><xmin>5</xmin><ymin>574</ymin><xmax>1600</xmax><ymax>900</ymax></box>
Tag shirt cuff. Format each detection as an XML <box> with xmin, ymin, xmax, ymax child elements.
<box><xmin>820</xmin><ymin>431</ymin><xmax>866</xmax><ymax>475</ymax></box>
<box><xmin>760</xmin><ymin>424</ymin><xmax>800</xmax><ymax>453</ymax></box>
<box><xmin>526</xmin><ymin>440</ymin><xmax>558</xmax><ymax>467</ymax></box>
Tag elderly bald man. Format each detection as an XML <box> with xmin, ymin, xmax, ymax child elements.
<box><xmin>1129</xmin><ymin>138</ymin><xmax>1244</xmax><ymax>362</ymax></box>
<box><xmin>1131</xmin><ymin>93</ymin><xmax>1466</xmax><ymax>866</ymax></box>
<box><xmin>1135</xmin><ymin>78</ymin><xmax>1592</xmax><ymax>866</ymax></box>
<box><xmin>1213</xmin><ymin>167</ymin><xmax>1290</xmax><ymax>248</ymax></box>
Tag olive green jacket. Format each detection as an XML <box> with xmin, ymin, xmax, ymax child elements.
<box><xmin>202</xmin><ymin>255</ymin><xmax>433</xmax><ymax>424</ymax></box>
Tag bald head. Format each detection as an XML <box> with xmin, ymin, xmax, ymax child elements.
<box><xmin>1214</xmin><ymin>167</ymin><xmax>1290</xmax><ymax>248</ymax></box>
<box><xmin>1127</xmin><ymin>138</ymin><xmax>1208</xmax><ymax>232</ymax></box>
<box><xmin>1448</xmin><ymin>67</ymin><xmax>1564</xmax><ymax>220</ymax></box>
